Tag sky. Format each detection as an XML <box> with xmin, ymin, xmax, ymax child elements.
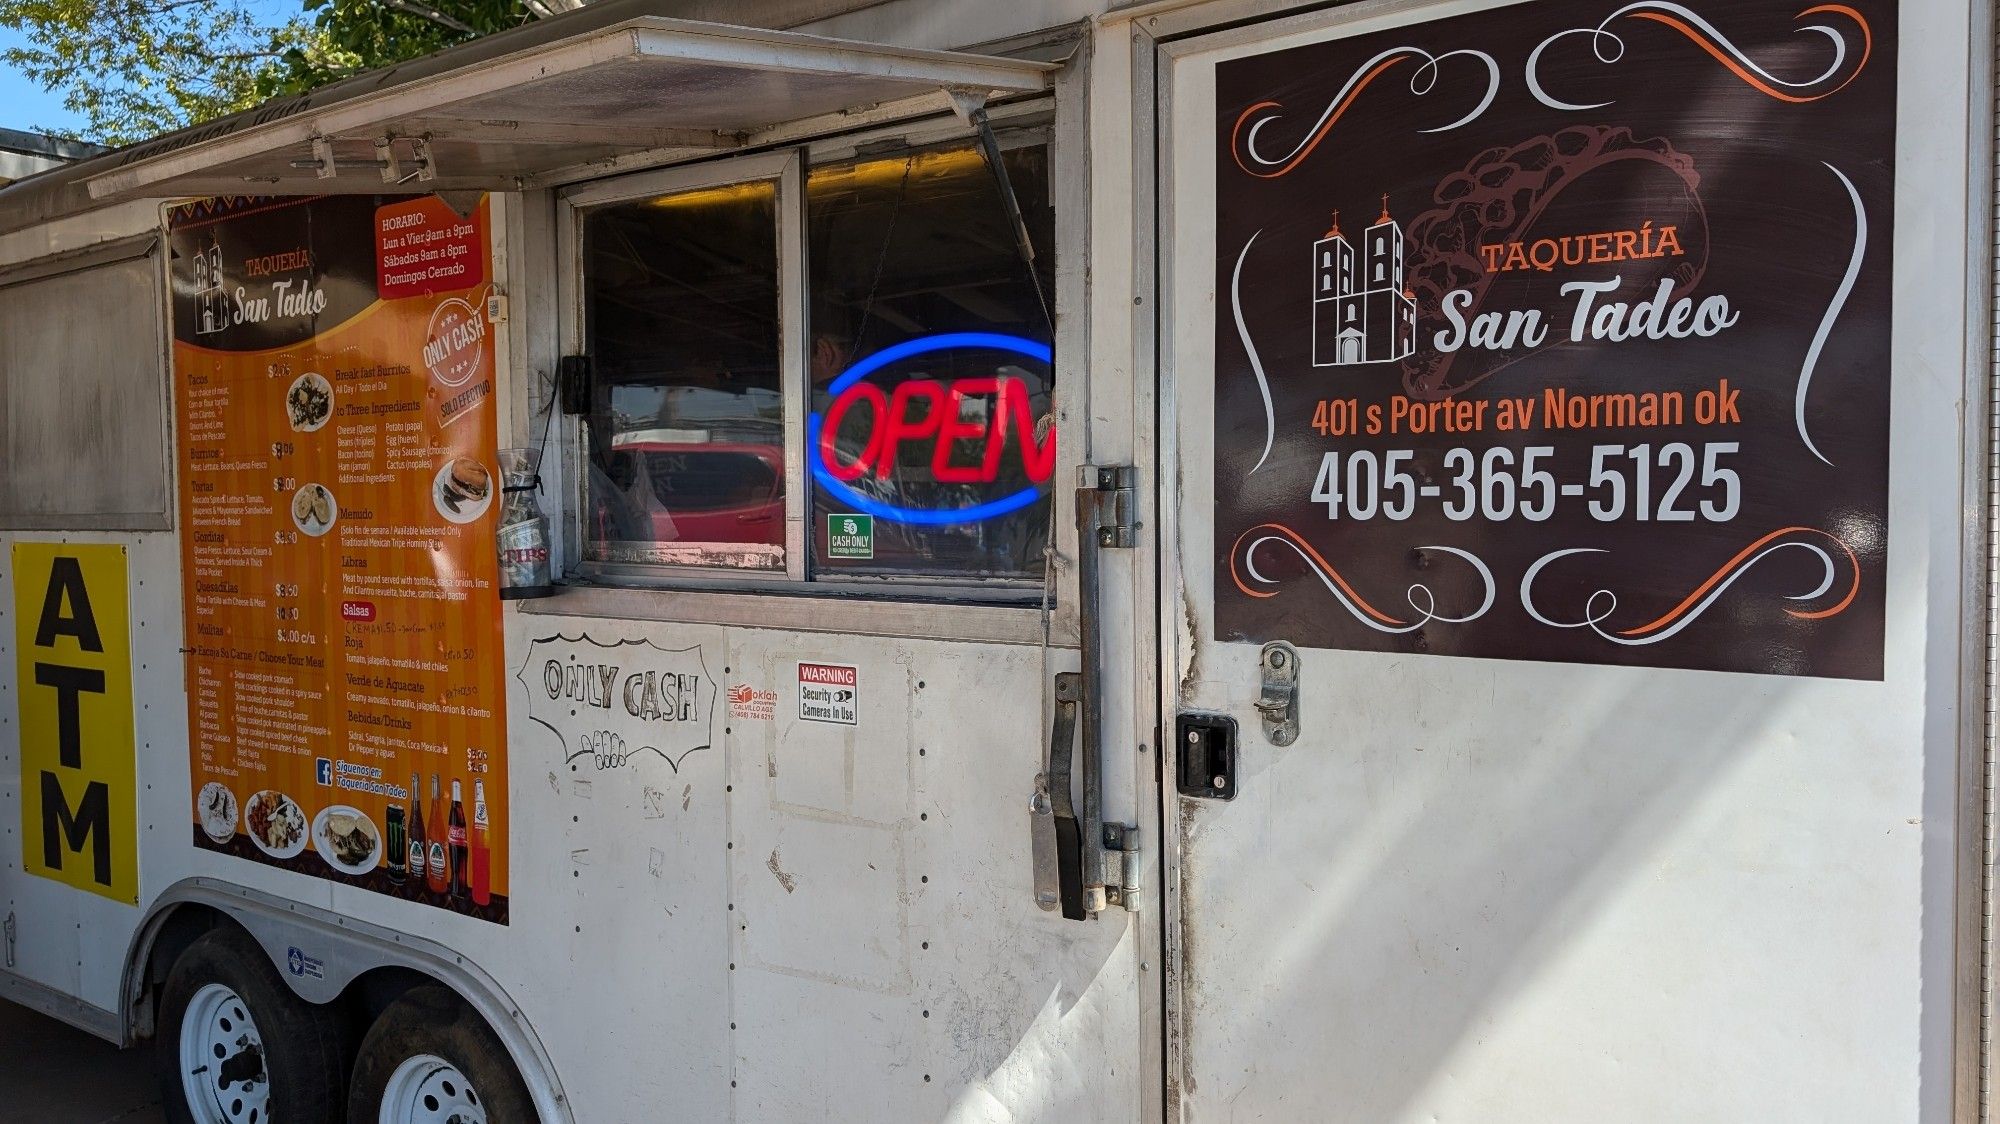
<box><xmin>0</xmin><ymin>25</ymin><xmax>85</xmax><ymax>136</ymax></box>
<box><xmin>0</xmin><ymin>0</ymin><xmax>304</xmax><ymax>139</ymax></box>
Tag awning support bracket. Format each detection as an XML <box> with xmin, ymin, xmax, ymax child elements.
<box><xmin>292</xmin><ymin>134</ymin><xmax>437</xmax><ymax>184</ymax></box>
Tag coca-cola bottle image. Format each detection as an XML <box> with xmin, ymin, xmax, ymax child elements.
<box><xmin>448</xmin><ymin>780</ymin><xmax>468</xmax><ymax>902</ymax></box>
<box><xmin>406</xmin><ymin>772</ymin><xmax>426</xmax><ymax>897</ymax></box>
<box><xmin>425</xmin><ymin>774</ymin><xmax>449</xmax><ymax>894</ymax></box>
<box><xmin>470</xmin><ymin>779</ymin><xmax>491</xmax><ymax>907</ymax></box>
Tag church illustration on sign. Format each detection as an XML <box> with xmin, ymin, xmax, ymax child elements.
<box><xmin>1312</xmin><ymin>197</ymin><xmax>1417</xmax><ymax>366</ymax></box>
<box><xmin>192</xmin><ymin>235</ymin><xmax>228</xmax><ymax>336</ymax></box>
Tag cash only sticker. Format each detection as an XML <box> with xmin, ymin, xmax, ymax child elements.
<box><xmin>826</xmin><ymin>514</ymin><xmax>874</xmax><ymax>559</ymax></box>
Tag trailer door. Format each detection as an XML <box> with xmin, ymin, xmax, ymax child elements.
<box><xmin>1159</xmin><ymin>1</ymin><xmax>1965</xmax><ymax>1119</ymax></box>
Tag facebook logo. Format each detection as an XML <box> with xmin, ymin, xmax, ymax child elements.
<box><xmin>315</xmin><ymin>758</ymin><xmax>333</xmax><ymax>786</ymax></box>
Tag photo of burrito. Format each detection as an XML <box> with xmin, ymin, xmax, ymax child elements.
<box><xmin>285</xmin><ymin>372</ymin><xmax>332</xmax><ymax>432</ymax></box>
<box><xmin>291</xmin><ymin>482</ymin><xmax>338</xmax><ymax>536</ymax></box>
<box><xmin>433</xmin><ymin>456</ymin><xmax>493</xmax><ymax>524</ymax></box>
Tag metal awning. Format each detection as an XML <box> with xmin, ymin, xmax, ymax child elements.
<box><xmin>79</xmin><ymin>13</ymin><xmax>1052</xmax><ymax>202</ymax></box>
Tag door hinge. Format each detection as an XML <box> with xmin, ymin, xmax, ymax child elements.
<box><xmin>5</xmin><ymin>910</ymin><xmax>15</xmax><ymax>970</ymax></box>
<box><xmin>1102</xmin><ymin>823</ymin><xmax>1141</xmax><ymax>909</ymax></box>
<box><xmin>1080</xmin><ymin>465</ymin><xmax>1139</xmax><ymax>549</ymax></box>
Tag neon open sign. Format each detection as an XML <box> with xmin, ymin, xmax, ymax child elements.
<box><xmin>809</xmin><ymin>332</ymin><xmax>1056</xmax><ymax>525</ymax></box>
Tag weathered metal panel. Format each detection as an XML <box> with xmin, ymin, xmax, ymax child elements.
<box><xmin>0</xmin><ymin>256</ymin><xmax>170</xmax><ymax>529</ymax></box>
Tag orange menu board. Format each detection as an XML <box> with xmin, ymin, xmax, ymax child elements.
<box><xmin>170</xmin><ymin>195</ymin><xmax>508</xmax><ymax>924</ymax></box>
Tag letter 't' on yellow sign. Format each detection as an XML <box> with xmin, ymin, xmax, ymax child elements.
<box><xmin>12</xmin><ymin>543</ymin><xmax>137</xmax><ymax>903</ymax></box>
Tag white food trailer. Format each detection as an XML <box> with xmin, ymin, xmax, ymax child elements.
<box><xmin>0</xmin><ymin>0</ymin><xmax>1984</xmax><ymax>1120</ymax></box>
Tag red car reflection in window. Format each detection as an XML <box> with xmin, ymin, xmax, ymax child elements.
<box><xmin>594</xmin><ymin>437</ymin><xmax>784</xmax><ymax>547</ymax></box>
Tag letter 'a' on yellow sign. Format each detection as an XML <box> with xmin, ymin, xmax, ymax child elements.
<box><xmin>11</xmin><ymin>543</ymin><xmax>137</xmax><ymax>904</ymax></box>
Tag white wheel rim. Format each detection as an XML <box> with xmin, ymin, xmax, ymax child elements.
<box><xmin>380</xmin><ymin>1054</ymin><xmax>487</xmax><ymax>1124</ymax></box>
<box><xmin>178</xmin><ymin>982</ymin><xmax>271</xmax><ymax>1124</ymax></box>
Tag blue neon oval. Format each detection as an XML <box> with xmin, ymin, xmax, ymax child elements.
<box><xmin>814</xmin><ymin>332</ymin><xmax>1053</xmax><ymax>527</ymax></box>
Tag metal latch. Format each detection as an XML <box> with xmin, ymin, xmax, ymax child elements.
<box><xmin>1031</xmin><ymin>465</ymin><xmax>1142</xmax><ymax>918</ymax></box>
<box><xmin>1031</xmin><ymin>673</ymin><xmax>1086</xmax><ymax>919</ymax></box>
<box><xmin>1255</xmin><ymin>641</ymin><xmax>1300</xmax><ymax>746</ymax></box>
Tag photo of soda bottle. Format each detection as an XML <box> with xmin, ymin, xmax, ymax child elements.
<box><xmin>425</xmin><ymin>773</ymin><xmax>449</xmax><ymax>894</ymax></box>
<box><xmin>407</xmin><ymin>771</ymin><xmax>426</xmax><ymax>897</ymax></box>
<box><xmin>447</xmin><ymin>779</ymin><xmax>468</xmax><ymax>902</ymax></box>
<box><xmin>470</xmin><ymin>779</ymin><xmax>491</xmax><ymax>907</ymax></box>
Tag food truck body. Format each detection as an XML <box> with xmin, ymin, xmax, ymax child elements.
<box><xmin>0</xmin><ymin>0</ymin><xmax>1987</xmax><ymax>1119</ymax></box>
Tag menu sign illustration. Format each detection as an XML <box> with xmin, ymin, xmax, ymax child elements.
<box><xmin>171</xmin><ymin>194</ymin><xmax>509</xmax><ymax>922</ymax></box>
<box><xmin>1214</xmin><ymin>0</ymin><xmax>1894</xmax><ymax>679</ymax></box>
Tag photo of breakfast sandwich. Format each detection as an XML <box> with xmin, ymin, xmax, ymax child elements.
<box><xmin>291</xmin><ymin>482</ymin><xmax>338</xmax><ymax>536</ymax></box>
<box><xmin>432</xmin><ymin>456</ymin><xmax>493</xmax><ymax>524</ymax></box>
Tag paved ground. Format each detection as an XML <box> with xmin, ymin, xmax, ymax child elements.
<box><xmin>0</xmin><ymin>998</ymin><xmax>164</xmax><ymax>1123</ymax></box>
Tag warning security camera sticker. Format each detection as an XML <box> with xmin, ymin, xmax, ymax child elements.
<box><xmin>797</xmin><ymin>663</ymin><xmax>859</xmax><ymax>725</ymax></box>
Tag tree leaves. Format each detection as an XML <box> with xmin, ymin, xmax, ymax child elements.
<box><xmin>0</xmin><ymin>0</ymin><xmax>537</xmax><ymax>145</ymax></box>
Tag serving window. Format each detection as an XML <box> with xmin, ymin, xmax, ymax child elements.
<box><xmin>561</xmin><ymin>121</ymin><xmax>1056</xmax><ymax>596</ymax></box>
<box><xmin>580</xmin><ymin>174</ymin><xmax>790</xmax><ymax>572</ymax></box>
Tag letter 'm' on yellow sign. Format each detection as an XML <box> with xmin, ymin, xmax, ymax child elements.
<box><xmin>12</xmin><ymin>543</ymin><xmax>137</xmax><ymax>903</ymax></box>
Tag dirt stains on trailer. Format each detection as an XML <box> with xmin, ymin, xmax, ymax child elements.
<box><xmin>1179</xmin><ymin>583</ymin><xmax>1203</xmax><ymax>704</ymax></box>
<box><xmin>767</xmin><ymin>848</ymin><xmax>797</xmax><ymax>893</ymax></box>
<box><xmin>1169</xmin><ymin>797</ymin><xmax>1209</xmax><ymax>1108</ymax></box>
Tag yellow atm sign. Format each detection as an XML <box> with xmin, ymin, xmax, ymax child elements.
<box><xmin>12</xmin><ymin>543</ymin><xmax>136</xmax><ymax>903</ymax></box>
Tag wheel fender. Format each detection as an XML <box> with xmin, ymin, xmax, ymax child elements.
<box><xmin>125</xmin><ymin>877</ymin><xmax>572</xmax><ymax>1124</ymax></box>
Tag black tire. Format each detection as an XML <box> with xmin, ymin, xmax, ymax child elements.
<box><xmin>154</xmin><ymin>925</ymin><xmax>347</xmax><ymax>1124</ymax></box>
<box><xmin>346</xmin><ymin>985</ymin><xmax>535</xmax><ymax>1124</ymax></box>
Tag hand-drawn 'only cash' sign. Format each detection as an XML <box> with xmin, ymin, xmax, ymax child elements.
<box><xmin>517</xmin><ymin>634</ymin><xmax>717</xmax><ymax>772</ymax></box>
<box><xmin>1214</xmin><ymin>0</ymin><xmax>1894</xmax><ymax>679</ymax></box>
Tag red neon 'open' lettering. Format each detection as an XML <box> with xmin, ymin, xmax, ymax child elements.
<box><xmin>1005</xmin><ymin>378</ymin><xmax>1057</xmax><ymax>483</ymax></box>
<box><xmin>822</xmin><ymin>375</ymin><xmax>1058</xmax><ymax>484</ymax></box>
<box><xmin>820</xmin><ymin>382</ymin><xmax>887</xmax><ymax>481</ymax></box>
<box><xmin>933</xmin><ymin>378</ymin><xmax>1000</xmax><ymax>484</ymax></box>
<box><xmin>879</xmin><ymin>380</ymin><xmax>946</xmax><ymax>479</ymax></box>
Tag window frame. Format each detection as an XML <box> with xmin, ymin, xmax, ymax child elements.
<box><xmin>557</xmin><ymin>148</ymin><xmax>809</xmax><ymax>585</ymax></box>
<box><xmin>551</xmin><ymin>100</ymin><xmax>1066</xmax><ymax>607</ymax></box>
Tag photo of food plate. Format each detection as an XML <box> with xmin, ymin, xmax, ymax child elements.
<box><xmin>311</xmin><ymin>805</ymin><xmax>382</xmax><ymax>876</ymax></box>
<box><xmin>242</xmin><ymin>789</ymin><xmax>308</xmax><ymax>859</ymax></box>
<box><xmin>286</xmin><ymin>372</ymin><xmax>332</xmax><ymax>432</ymax></box>
<box><xmin>196</xmin><ymin>781</ymin><xmax>237</xmax><ymax>844</ymax></box>
<box><xmin>291</xmin><ymin>482</ymin><xmax>337</xmax><ymax>536</ymax></box>
<box><xmin>432</xmin><ymin>456</ymin><xmax>492</xmax><ymax>524</ymax></box>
